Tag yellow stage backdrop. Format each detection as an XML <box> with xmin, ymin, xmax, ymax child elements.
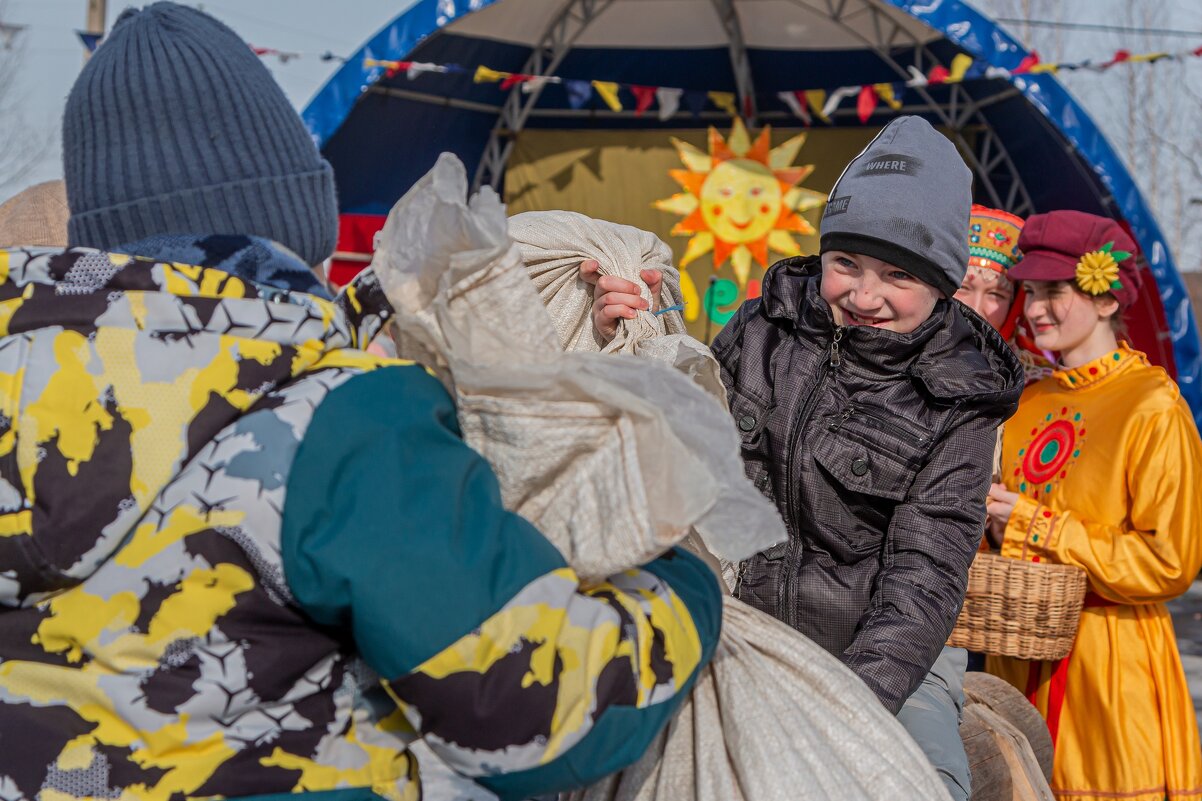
<box><xmin>505</xmin><ymin>124</ymin><xmax>882</xmax><ymax>342</ymax></box>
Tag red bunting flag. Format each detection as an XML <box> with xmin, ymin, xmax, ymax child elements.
<box><xmin>927</xmin><ymin>65</ymin><xmax>950</xmax><ymax>84</ymax></box>
<box><xmin>501</xmin><ymin>73</ymin><xmax>536</xmax><ymax>90</ymax></box>
<box><xmin>630</xmin><ymin>85</ymin><xmax>657</xmax><ymax>116</ymax></box>
<box><xmin>856</xmin><ymin>84</ymin><xmax>878</xmax><ymax>123</ymax></box>
<box><xmin>1104</xmin><ymin>50</ymin><xmax>1131</xmax><ymax>69</ymax></box>
<box><xmin>1012</xmin><ymin>52</ymin><xmax>1040</xmax><ymax>75</ymax></box>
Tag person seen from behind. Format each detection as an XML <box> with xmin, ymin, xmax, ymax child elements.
<box><xmin>0</xmin><ymin>5</ymin><xmax>721</xmax><ymax>801</ymax></box>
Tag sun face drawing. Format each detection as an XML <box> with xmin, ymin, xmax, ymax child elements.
<box><xmin>655</xmin><ymin>120</ymin><xmax>826</xmax><ymax>292</ymax></box>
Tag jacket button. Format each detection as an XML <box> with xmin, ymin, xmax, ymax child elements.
<box><xmin>851</xmin><ymin>457</ymin><xmax>869</xmax><ymax>476</ymax></box>
<box><xmin>739</xmin><ymin>415</ymin><xmax>756</xmax><ymax>432</ymax></box>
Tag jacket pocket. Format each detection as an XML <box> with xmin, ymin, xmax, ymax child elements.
<box><xmin>727</xmin><ymin>387</ymin><xmax>776</xmax><ymax>498</ymax></box>
<box><xmin>811</xmin><ymin>407</ymin><xmax>930</xmax><ymax>502</ymax></box>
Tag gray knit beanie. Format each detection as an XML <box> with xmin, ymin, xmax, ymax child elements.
<box><xmin>62</xmin><ymin>2</ymin><xmax>338</xmax><ymax>267</ymax></box>
<box><xmin>820</xmin><ymin>116</ymin><xmax>972</xmax><ymax>297</ymax></box>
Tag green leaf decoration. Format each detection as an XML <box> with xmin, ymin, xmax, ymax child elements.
<box><xmin>1111</xmin><ymin>249</ymin><xmax>1132</xmax><ymax>262</ymax></box>
<box><xmin>1100</xmin><ymin>241</ymin><xmax>1115</xmax><ymax>253</ymax></box>
<box><xmin>1110</xmin><ymin>279</ymin><xmax>1124</xmax><ymax>290</ymax></box>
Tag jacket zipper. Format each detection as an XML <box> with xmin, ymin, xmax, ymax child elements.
<box><xmin>779</xmin><ymin>325</ymin><xmax>844</xmax><ymax>628</ymax></box>
<box><xmin>834</xmin><ymin>405</ymin><xmax>929</xmax><ymax>447</ymax></box>
<box><xmin>829</xmin><ymin>325</ymin><xmax>844</xmax><ymax>368</ymax></box>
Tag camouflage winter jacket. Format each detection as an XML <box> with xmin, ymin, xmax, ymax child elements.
<box><xmin>0</xmin><ymin>247</ymin><xmax>721</xmax><ymax>801</ymax></box>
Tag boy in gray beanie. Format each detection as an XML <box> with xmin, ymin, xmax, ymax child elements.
<box><xmin>588</xmin><ymin>116</ymin><xmax>1025</xmax><ymax>800</ymax></box>
<box><xmin>62</xmin><ymin>1</ymin><xmax>338</xmax><ymax>295</ymax></box>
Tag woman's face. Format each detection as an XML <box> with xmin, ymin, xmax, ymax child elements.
<box><xmin>953</xmin><ymin>267</ymin><xmax>1015</xmax><ymax>331</ymax></box>
<box><xmin>1022</xmin><ymin>280</ymin><xmax>1112</xmax><ymax>353</ymax></box>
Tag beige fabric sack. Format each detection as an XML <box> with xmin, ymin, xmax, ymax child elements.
<box><xmin>509</xmin><ymin>210</ymin><xmax>727</xmax><ymax>404</ymax></box>
<box><xmin>569</xmin><ymin>595</ymin><xmax>953</xmax><ymax>801</ymax></box>
<box><xmin>372</xmin><ymin>153</ymin><xmax>784</xmax><ymax>579</ymax></box>
<box><xmin>370</xmin><ymin>154</ymin><xmax>950</xmax><ymax>801</ymax></box>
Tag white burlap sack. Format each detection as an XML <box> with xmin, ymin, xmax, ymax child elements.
<box><xmin>370</xmin><ymin>154</ymin><xmax>951</xmax><ymax>801</ymax></box>
<box><xmin>371</xmin><ymin>153</ymin><xmax>784</xmax><ymax>579</ymax></box>
<box><xmin>567</xmin><ymin>596</ymin><xmax>953</xmax><ymax>801</ymax></box>
<box><xmin>508</xmin><ymin>210</ymin><xmax>727</xmax><ymax>404</ymax></box>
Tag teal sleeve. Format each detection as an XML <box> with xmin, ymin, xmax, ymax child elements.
<box><xmin>281</xmin><ymin>365</ymin><xmax>721</xmax><ymax>797</ymax></box>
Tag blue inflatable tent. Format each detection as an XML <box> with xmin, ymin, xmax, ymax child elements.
<box><xmin>303</xmin><ymin>0</ymin><xmax>1202</xmax><ymax>423</ymax></box>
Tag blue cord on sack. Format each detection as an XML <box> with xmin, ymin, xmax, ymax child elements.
<box><xmin>654</xmin><ymin>303</ymin><xmax>685</xmax><ymax>317</ymax></box>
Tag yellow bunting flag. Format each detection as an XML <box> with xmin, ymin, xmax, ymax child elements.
<box><xmin>1130</xmin><ymin>52</ymin><xmax>1169</xmax><ymax>63</ymax></box>
<box><xmin>474</xmin><ymin>65</ymin><xmax>510</xmax><ymax>84</ymax></box>
<box><xmin>591</xmin><ymin>80</ymin><xmax>623</xmax><ymax>111</ymax></box>
<box><xmin>804</xmin><ymin>89</ymin><xmax>829</xmax><ymax>123</ymax></box>
<box><xmin>708</xmin><ymin>91</ymin><xmax>738</xmax><ymax>117</ymax></box>
<box><xmin>364</xmin><ymin>58</ymin><xmax>399</xmax><ymax>70</ymax></box>
<box><xmin>873</xmin><ymin>83</ymin><xmax>902</xmax><ymax>110</ymax></box>
<box><xmin>947</xmin><ymin>53</ymin><xmax>974</xmax><ymax>83</ymax></box>
<box><xmin>1029</xmin><ymin>62</ymin><xmax>1060</xmax><ymax>74</ymax></box>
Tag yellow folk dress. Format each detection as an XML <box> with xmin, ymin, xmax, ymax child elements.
<box><xmin>987</xmin><ymin>344</ymin><xmax>1202</xmax><ymax>801</ymax></box>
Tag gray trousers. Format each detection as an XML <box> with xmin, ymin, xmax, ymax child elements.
<box><xmin>897</xmin><ymin>646</ymin><xmax>971</xmax><ymax>801</ymax></box>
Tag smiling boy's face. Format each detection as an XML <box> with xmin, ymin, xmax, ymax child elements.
<box><xmin>820</xmin><ymin>250</ymin><xmax>942</xmax><ymax>334</ymax></box>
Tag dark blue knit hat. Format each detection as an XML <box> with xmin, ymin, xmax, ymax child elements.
<box><xmin>62</xmin><ymin>2</ymin><xmax>338</xmax><ymax>267</ymax></box>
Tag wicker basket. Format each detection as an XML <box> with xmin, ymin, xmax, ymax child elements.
<box><xmin>948</xmin><ymin>552</ymin><xmax>1088</xmax><ymax>661</ymax></box>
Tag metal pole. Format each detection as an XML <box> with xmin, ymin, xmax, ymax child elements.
<box><xmin>703</xmin><ymin>276</ymin><xmax>717</xmax><ymax>346</ymax></box>
<box><xmin>84</xmin><ymin>0</ymin><xmax>106</xmax><ymax>61</ymax></box>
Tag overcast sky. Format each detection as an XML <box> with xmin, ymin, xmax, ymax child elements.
<box><xmin>1</xmin><ymin>0</ymin><xmax>410</xmax><ymax>189</ymax></box>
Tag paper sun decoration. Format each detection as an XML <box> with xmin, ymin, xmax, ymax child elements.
<box><xmin>655</xmin><ymin>120</ymin><xmax>826</xmax><ymax>298</ymax></box>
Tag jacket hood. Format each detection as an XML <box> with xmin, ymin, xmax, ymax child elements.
<box><xmin>0</xmin><ymin>246</ymin><xmax>368</xmax><ymax>606</ymax></box>
<box><xmin>760</xmin><ymin>255</ymin><xmax>1024</xmax><ymax>410</ymax></box>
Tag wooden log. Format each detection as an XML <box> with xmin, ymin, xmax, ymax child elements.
<box><xmin>964</xmin><ymin>672</ymin><xmax>1053</xmax><ymax>782</ymax></box>
<box><xmin>960</xmin><ymin>672</ymin><xmax>1055</xmax><ymax>801</ymax></box>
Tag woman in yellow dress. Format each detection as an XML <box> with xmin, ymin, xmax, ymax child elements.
<box><xmin>986</xmin><ymin>209</ymin><xmax>1202</xmax><ymax>801</ymax></box>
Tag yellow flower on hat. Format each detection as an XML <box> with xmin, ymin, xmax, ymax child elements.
<box><xmin>1075</xmin><ymin>240</ymin><xmax>1129</xmax><ymax>296</ymax></box>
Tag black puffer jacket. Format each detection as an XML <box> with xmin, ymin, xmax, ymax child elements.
<box><xmin>712</xmin><ymin>256</ymin><xmax>1023</xmax><ymax>713</ymax></box>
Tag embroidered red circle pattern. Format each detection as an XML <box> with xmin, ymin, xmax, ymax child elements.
<box><xmin>1023</xmin><ymin>420</ymin><xmax>1076</xmax><ymax>484</ymax></box>
<box><xmin>1016</xmin><ymin>407</ymin><xmax>1087</xmax><ymax>499</ymax></box>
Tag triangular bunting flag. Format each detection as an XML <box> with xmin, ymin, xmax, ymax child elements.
<box><xmin>630</xmin><ymin>85</ymin><xmax>657</xmax><ymax>117</ymax></box>
<box><xmin>592</xmin><ymin>81</ymin><xmax>623</xmax><ymax>111</ymax></box>
<box><xmin>1103</xmin><ymin>50</ymin><xmax>1131</xmax><ymax>69</ymax></box>
<box><xmin>501</xmin><ymin>73</ymin><xmax>536</xmax><ymax>90</ymax></box>
<box><xmin>521</xmin><ymin>76</ymin><xmax>556</xmax><ymax>93</ymax></box>
<box><xmin>565</xmin><ymin>80</ymin><xmax>593</xmax><ymax>109</ymax></box>
<box><xmin>946</xmin><ymin>53</ymin><xmax>974</xmax><ymax>83</ymax></box>
<box><xmin>75</xmin><ymin>29</ymin><xmax>103</xmax><ymax>53</ymax></box>
<box><xmin>856</xmin><ymin>85</ymin><xmax>878</xmax><ymax>123</ymax></box>
<box><xmin>684</xmin><ymin>91</ymin><xmax>708</xmax><ymax>117</ymax></box>
<box><xmin>804</xmin><ymin>89</ymin><xmax>829</xmax><ymax>123</ymax></box>
<box><xmin>708</xmin><ymin>91</ymin><xmax>738</xmax><ymax>117</ymax></box>
<box><xmin>873</xmin><ymin>83</ymin><xmax>903</xmax><ymax>110</ymax></box>
<box><xmin>1012</xmin><ymin>52</ymin><xmax>1040</xmax><ymax>75</ymax></box>
<box><xmin>905</xmin><ymin>65</ymin><xmax>929</xmax><ymax>87</ymax></box>
<box><xmin>778</xmin><ymin>91</ymin><xmax>811</xmax><ymax>125</ymax></box>
<box><xmin>656</xmin><ymin>87</ymin><xmax>682</xmax><ymax>120</ymax></box>
<box><xmin>821</xmin><ymin>86</ymin><xmax>859</xmax><ymax>120</ymax></box>
<box><xmin>408</xmin><ymin>62</ymin><xmax>444</xmax><ymax>79</ymax></box>
<box><xmin>474</xmin><ymin>65</ymin><xmax>510</xmax><ymax>84</ymax></box>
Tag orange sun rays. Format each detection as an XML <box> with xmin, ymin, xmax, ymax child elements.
<box><xmin>655</xmin><ymin>119</ymin><xmax>826</xmax><ymax>292</ymax></box>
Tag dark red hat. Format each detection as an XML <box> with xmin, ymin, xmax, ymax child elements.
<box><xmin>1009</xmin><ymin>210</ymin><xmax>1142</xmax><ymax>309</ymax></box>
